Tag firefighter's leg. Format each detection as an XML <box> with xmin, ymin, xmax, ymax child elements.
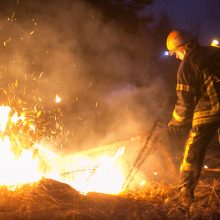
<box><xmin>178</xmin><ymin>122</ymin><xmax>219</xmax><ymax>201</ymax></box>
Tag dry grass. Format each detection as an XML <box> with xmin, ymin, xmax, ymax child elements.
<box><xmin>0</xmin><ymin>177</ymin><xmax>220</xmax><ymax>220</ymax></box>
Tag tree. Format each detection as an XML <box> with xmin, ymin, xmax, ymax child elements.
<box><xmin>85</xmin><ymin>0</ymin><xmax>154</xmax><ymax>33</ymax></box>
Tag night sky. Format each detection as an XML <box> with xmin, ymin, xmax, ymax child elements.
<box><xmin>143</xmin><ymin>0</ymin><xmax>220</xmax><ymax>43</ymax></box>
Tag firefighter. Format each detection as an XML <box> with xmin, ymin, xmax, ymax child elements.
<box><xmin>166</xmin><ymin>29</ymin><xmax>220</xmax><ymax>203</ymax></box>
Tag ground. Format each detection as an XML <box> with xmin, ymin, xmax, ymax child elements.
<box><xmin>0</xmin><ymin>176</ymin><xmax>219</xmax><ymax>220</ymax></box>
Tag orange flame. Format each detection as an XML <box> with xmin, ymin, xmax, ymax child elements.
<box><xmin>0</xmin><ymin>106</ymin><xmax>60</xmax><ymax>189</ymax></box>
<box><xmin>60</xmin><ymin>147</ymin><xmax>126</xmax><ymax>194</ymax></box>
<box><xmin>0</xmin><ymin>105</ymin><xmax>128</xmax><ymax>194</ymax></box>
<box><xmin>0</xmin><ymin>105</ymin><xmax>127</xmax><ymax>195</ymax></box>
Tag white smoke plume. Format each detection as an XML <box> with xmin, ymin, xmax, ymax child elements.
<box><xmin>0</xmin><ymin>0</ymin><xmax>171</xmax><ymax>153</ymax></box>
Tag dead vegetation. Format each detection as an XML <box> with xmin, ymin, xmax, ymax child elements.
<box><xmin>0</xmin><ymin>176</ymin><xmax>219</xmax><ymax>220</ymax></box>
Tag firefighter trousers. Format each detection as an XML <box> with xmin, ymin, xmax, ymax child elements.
<box><xmin>178</xmin><ymin>121</ymin><xmax>220</xmax><ymax>194</ymax></box>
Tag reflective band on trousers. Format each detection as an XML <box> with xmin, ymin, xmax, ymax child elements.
<box><xmin>180</xmin><ymin>131</ymin><xmax>197</xmax><ymax>172</ymax></box>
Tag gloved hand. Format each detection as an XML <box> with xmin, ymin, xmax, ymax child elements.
<box><xmin>168</xmin><ymin>120</ymin><xmax>184</xmax><ymax>134</ymax></box>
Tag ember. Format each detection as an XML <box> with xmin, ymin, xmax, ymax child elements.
<box><xmin>55</xmin><ymin>94</ymin><xmax>61</xmax><ymax>103</ymax></box>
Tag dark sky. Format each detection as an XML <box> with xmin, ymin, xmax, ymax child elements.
<box><xmin>143</xmin><ymin>0</ymin><xmax>220</xmax><ymax>43</ymax></box>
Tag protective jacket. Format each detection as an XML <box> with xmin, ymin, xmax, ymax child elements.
<box><xmin>172</xmin><ymin>44</ymin><xmax>220</xmax><ymax>127</ymax></box>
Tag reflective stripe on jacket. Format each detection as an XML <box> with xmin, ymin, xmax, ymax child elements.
<box><xmin>172</xmin><ymin>44</ymin><xmax>220</xmax><ymax>127</ymax></box>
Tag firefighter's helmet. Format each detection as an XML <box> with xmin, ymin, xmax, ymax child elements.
<box><xmin>166</xmin><ymin>29</ymin><xmax>195</xmax><ymax>55</ymax></box>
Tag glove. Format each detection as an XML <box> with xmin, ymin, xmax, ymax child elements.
<box><xmin>168</xmin><ymin>120</ymin><xmax>184</xmax><ymax>134</ymax></box>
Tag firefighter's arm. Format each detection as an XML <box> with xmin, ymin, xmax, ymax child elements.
<box><xmin>170</xmin><ymin>88</ymin><xmax>195</xmax><ymax>126</ymax></box>
<box><xmin>169</xmin><ymin>62</ymin><xmax>197</xmax><ymax>129</ymax></box>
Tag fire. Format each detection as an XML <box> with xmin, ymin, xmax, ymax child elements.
<box><xmin>61</xmin><ymin>147</ymin><xmax>126</xmax><ymax>194</ymax></box>
<box><xmin>139</xmin><ymin>180</ymin><xmax>146</xmax><ymax>186</ymax></box>
<box><xmin>0</xmin><ymin>106</ymin><xmax>59</xmax><ymax>188</ymax></box>
<box><xmin>0</xmin><ymin>106</ymin><xmax>11</xmax><ymax>132</ymax></box>
<box><xmin>0</xmin><ymin>75</ymin><xmax>129</xmax><ymax>195</ymax></box>
<box><xmin>0</xmin><ymin>105</ymin><xmax>127</xmax><ymax>194</ymax></box>
<box><xmin>0</xmin><ymin>139</ymin><xmax>41</xmax><ymax>186</ymax></box>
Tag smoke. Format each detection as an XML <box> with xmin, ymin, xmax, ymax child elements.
<box><xmin>0</xmin><ymin>0</ymin><xmax>172</xmax><ymax>153</ymax></box>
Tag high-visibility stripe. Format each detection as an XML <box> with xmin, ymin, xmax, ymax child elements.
<box><xmin>180</xmin><ymin>131</ymin><xmax>197</xmax><ymax>172</ymax></box>
<box><xmin>206</xmin><ymin>76</ymin><xmax>220</xmax><ymax>111</ymax></box>
<box><xmin>176</xmin><ymin>84</ymin><xmax>195</xmax><ymax>93</ymax></box>
<box><xmin>192</xmin><ymin>115</ymin><xmax>220</xmax><ymax>126</ymax></box>
<box><xmin>172</xmin><ymin>109</ymin><xmax>186</xmax><ymax>122</ymax></box>
<box><xmin>192</xmin><ymin>75</ymin><xmax>220</xmax><ymax>126</ymax></box>
<box><xmin>180</xmin><ymin>162</ymin><xmax>194</xmax><ymax>172</ymax></box>
<box><xmin>194</xmin><ymin>110</ymin><xmax>220</xmax><ymax>119</ymax></box>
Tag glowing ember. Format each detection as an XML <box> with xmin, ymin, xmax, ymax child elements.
<box><xmin>204</xmin><ymin>165</ymin><xmax>208</xmax><ymax>169</ymax></box>
<box><xmin>55</xmin><ymin>94</ymin><xmax>61</xmax><ymax>103</ymax></box>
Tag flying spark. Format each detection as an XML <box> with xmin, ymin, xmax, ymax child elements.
<box><xmin>55</xmin><ymin>95</ymin><xmax>61</xmax><ymax>103</ymax></box>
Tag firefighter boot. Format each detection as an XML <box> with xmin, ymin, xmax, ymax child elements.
<box><xmin>178</xmin><ymin>186</ymin><xmax>194</xmax><ymax>205</ymax></box>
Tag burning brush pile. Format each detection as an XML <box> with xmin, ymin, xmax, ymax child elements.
<box><xmin>0</xmin><ymin>77</ymin><xmax>219</xmax><ymax>219</ymax></box>
<box><xmin>0</xmin><ymin>176</ymin><xmax>220</xmax><ymax>219</ymax></box>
